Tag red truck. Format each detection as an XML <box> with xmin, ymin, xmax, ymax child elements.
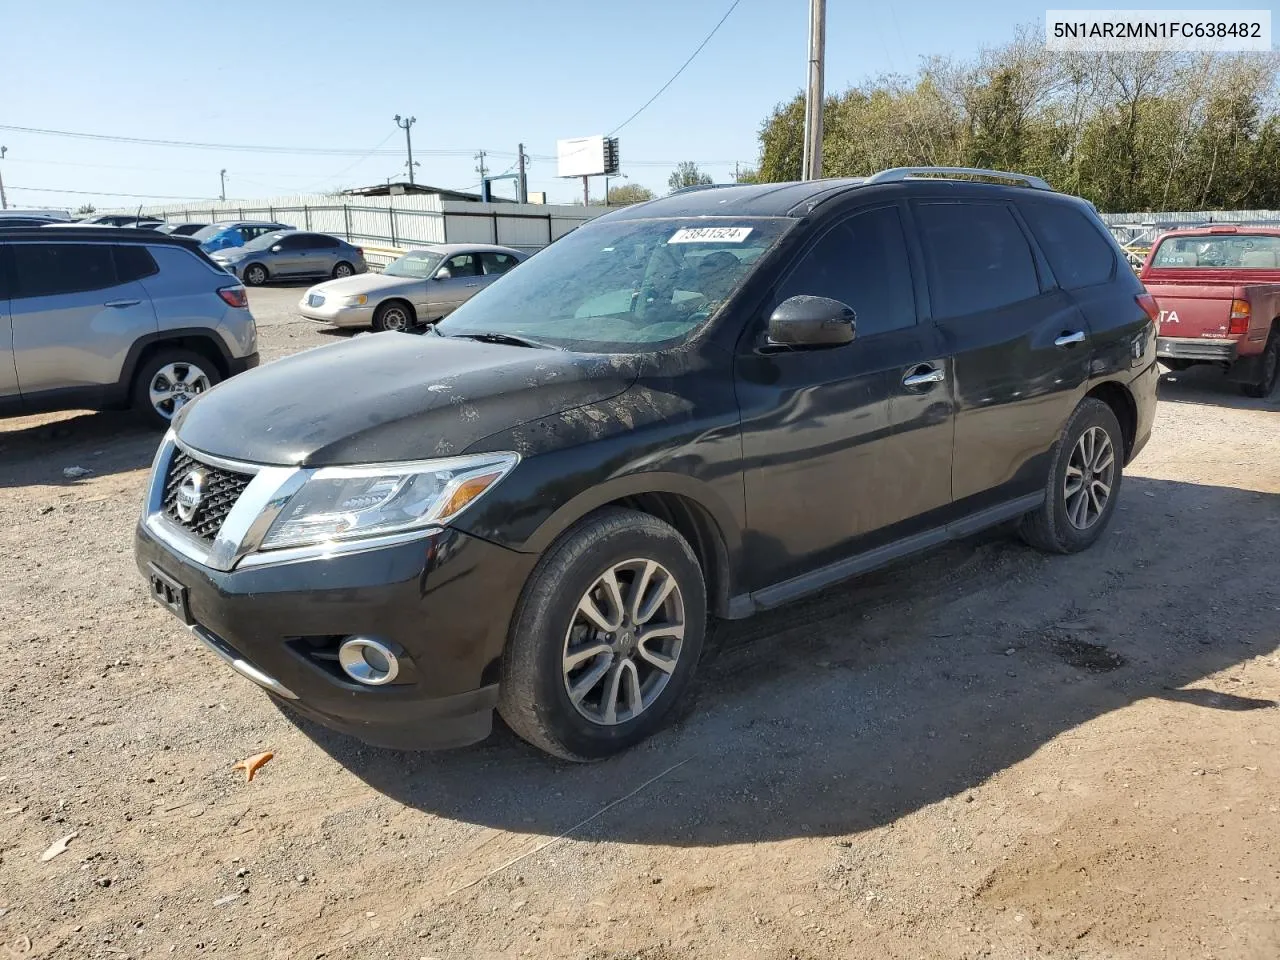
<box><xmin>1140</xmin><ymin>225</ymin><xmax>1280</xmax><ymax>397</ymax></box>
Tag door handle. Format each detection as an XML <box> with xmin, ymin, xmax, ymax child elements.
<box><xmin>902</xmin><ymin>364</ymin><xmax>945</xmax><ymax>388</ymax></box>
<box><xmin>105</xmin><ymin>299</ymin><xmax>141</xmax><ymax>308</ymax></box>
<box><xmin>1055</xmin><ymin>330</ymin><xmax>1086</xmax><ymax>347</ymax></box>
<box><xmin>464</xmin><ymin>282</ymin><xmax>480</xmax><ymax>287</ymax></box>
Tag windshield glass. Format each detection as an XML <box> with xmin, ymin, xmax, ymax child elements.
<box><xmin>242</xmin><ymin>231</ymin><xmax>290</xmax><ymax>252</ymax></box>
<box><xmin>1152</xmin><ymin>234</ymin><xmax>1280</xmax><ymax>269</ymax></box>
<box><xmin>383</xmin><ymin>250</ymin><xmax>445</xmax><ymax>279</ymax></box>
<box><xmin>192</xmin><ymin>224</ymin><xmax>230</xmax><ymax>241</ymax></box>
<box><xmin>436</xmin><ymin>218</ymin><xmax>792</xmax><ymax>351</ymax></box>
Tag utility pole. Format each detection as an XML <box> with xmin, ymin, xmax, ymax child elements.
<box><xmin>582</xmin><ymin>175</ymin><xmax>589</xmax><ymax>207</ymax></box>
<box><xmin>219</xmin><ymin>168</ymin><xmax>227</xmax><ymax>202</ymax></box>
<box><xmin>474</xmin><ymin>150</ymin><xmax>487</xmax><ymax>183</ymax></box>
<box><xmin>735</xmin><ymin>161</ymin><xmax>740</xmax><ymax>183</ymax></box>
<box><xmin>800</xmin><ymin>0</ymin><xmax>826</xmax><ymax>181</ymax></box>
<box><xmin>0</xmin><ymin>146</ymin><xmax>8</xmax><ymax>209</ymax></box>
<box><xmin>394</xmin><ymin>115</ymin><xmax>417</xmax><ymax>185</ymax></box>
<box><xmin>516</xmin><ymin>143</ymin><xmax>528</xmax><ymax>204</ymax></box>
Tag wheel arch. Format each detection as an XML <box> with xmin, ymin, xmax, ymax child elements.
<box><xmin>375</xmin><ymin>297</ymin><xmax>418</xmax><ymax>326</ymax></box>
<box><xmin>122</xmin><ymin>330</ymin><xmax>233</xmax><ymax>395</ymax></box>
<box><xmin>1084</xmin><ymin>379</ymin><xmax>1137</xmax><ymax>463</ymax></box>
<box><xmin>518</xmin><ymin>472</ymin><xmax>741</xmax><ymax>620</ymax></box>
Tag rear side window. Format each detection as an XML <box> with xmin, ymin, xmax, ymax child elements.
<box><xmin>481</xmin><ymin>252</ymin><xmax>519</xmax><ymax>275</ymax></box>
<box><xmin>11</xmin><ymin>243</ymin><xmax>118</xmax><ymax>299</ymax></box>
<box><xmin>914</xmin><ymin>203</ymin><xmax>1039</xmax><ymax>319</ymax></box>
<box><xmin>776</xmin><ymin>205</ymin><xmax>917</xmax><ymax>336</ymax></box>
<box><xmin>1020</xmin><ymin>202</ymin><xmax>1116</xmax><ymax>289</ymax></box>
<box><xmin>113</xmin><ymin>245</ymin><xmax>159</xmax><ymax>282</ymax></box>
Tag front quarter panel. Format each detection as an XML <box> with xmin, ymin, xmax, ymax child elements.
<box><xmin>455</xmin><ymin>360</ymin><xmax>746</xmax><ymax>585</ymax></box>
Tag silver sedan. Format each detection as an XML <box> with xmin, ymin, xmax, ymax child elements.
<box><xmin>297</xmin><ymin>243</ymin><xmax>527</xmax><ymax>332</ymax></box>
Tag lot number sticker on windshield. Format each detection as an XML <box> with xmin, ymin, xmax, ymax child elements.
<box><xmin>668</xmin><ymin>227</ymin><xmax>753</xmax><ymax>244</ymax></box>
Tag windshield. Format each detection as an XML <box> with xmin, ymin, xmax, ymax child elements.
<box><xmin>1152</xmin><ymin>234</ymin><xmax>1280</xmax><ymax>269</ymax></box>
<box><xmin>383</xmin><ymin>250</ymin><xmax>445</xmax><ymax>279</ymax></box>
<box><xmin>242</xmin><ymin>231</ymin><xmax>290</xmax><ymax>252</ymax></box>
<box><xmin>192</xmin><ymin>224</ymin><xmax>230</xmax><ymax>241</ymax></box>
<box><xmin>435</xmin><ymin>217</ymin><xmax>792</xmax><ymax>351</ymax></box>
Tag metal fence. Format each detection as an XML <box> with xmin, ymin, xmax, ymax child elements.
<box><xmin>107</xmin><ymin>192</ymin><xmax>607</xmax><ymax>265</ymax></box>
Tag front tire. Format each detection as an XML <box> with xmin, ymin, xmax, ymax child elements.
<box><xmin>1019</xmin><ymin>398</ymin><xmax>1124</xmax><ymax>554</ymax></box>
<box><xmin>372</xmin><ymin>300</ymin><xmax>414</xmax><ymax>333</ymax></box>
<box><xmin>498</xmin><ymin>508</ymin><xmax>707</xmax><ymax>761</ymax></box>
<box><xmin>132</xmin><ymin>349</ymin><xmax>220</xmax><ymax>429</ymax></box>
<box><xmin>243</xmin><ymin>263</ymin><xmax>268</xmax><ymax>286</ymax></box>
<box><xmin>1241</xmin><ymin>330</ymin><xmax>1279</xmax><ymax>398</ymax></box>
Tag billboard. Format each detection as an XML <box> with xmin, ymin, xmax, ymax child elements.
<box><xmin>556</xmin><ymin>136</ymin><xmax>620</xmax><ymax>178</ymax></box>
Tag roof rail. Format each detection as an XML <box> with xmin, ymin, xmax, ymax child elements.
<box><xmin>866</xmin><ymin>167</ymin><xmax>1053</xmax><ymax>191</ymax></box>
<box><xmin>668</xmin><ymin>183</ymin><xmax>735</xmax><ymax>195</ymax></box>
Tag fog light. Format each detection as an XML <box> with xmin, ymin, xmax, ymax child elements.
<box><xmin>338</xmin><ymin>636</ymin><xmax>400</xmax><ymax>686</ymax></box>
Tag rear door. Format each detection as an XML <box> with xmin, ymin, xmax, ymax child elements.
<box><xmin>304</xmin><ymin>235</ymin><xmax>341</xmax><ymax>276</ymax></box>
<box><xmin>913</xmin><ymin>199</ymin><xmax>1091</xmax><ymax>511</ymax></box>
<box><xmin>10</xmin><ymin>241</ymin><xmax>158</xmax><ymax>394</ymax></box>
<box><xmin>476</xmin><ymin>252</ymin><xmax>521</xmax><ymax>296</ymax></box>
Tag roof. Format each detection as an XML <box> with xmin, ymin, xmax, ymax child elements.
<box><xmin>1154</xmin><ymin>224</ymin><xmax>1280</xmax><ymax>238</ymax></box>
<box><xmin>402</xmin><ymin>242</ymin><xmax>526</xmax><ymax>256</ymax></box>
<box><xmin>601</xmin><ymin>169</ymin><xmax>1079</xmax><ymax>222</ymax></box>
<box><xmin>341</xmin><ymin>182</ymin><xmax>515</xmax><ymax>203</ymax></box>
<box><xmin>0</xmin><ymin>227</ymin><xmax>203</xmax><ymax>248</ymax></box>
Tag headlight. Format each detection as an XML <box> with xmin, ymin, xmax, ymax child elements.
<box><xmin>342</xmin><ymin>294</ymin><xmax>368</xmax><ymax>306</ymax></box>
<box><xmin>258</xmin><ymin>452</ymin><xmax>518</xmax><ymax>551</ymax></box>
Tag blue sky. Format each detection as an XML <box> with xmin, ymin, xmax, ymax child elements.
<box><xmin>0</xmin><ymin>0</ymin><xmax>1253</xmax><ymax>210</ymax></box>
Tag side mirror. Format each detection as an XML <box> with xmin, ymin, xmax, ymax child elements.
<box><xmin>767</xmin><ymin>295</ymin><xmax>856</xmax><ymax>347</ymax></box>
<box><xmin>435</xmin><ymin>267</ymin><xmax>452</xmax><ymax>280</ymax></box>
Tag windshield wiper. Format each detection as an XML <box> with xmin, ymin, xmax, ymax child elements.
<box><xmin>448</xmin><ymin>332</ymin><xmax>555</xmax><ymax>349</ymax></box>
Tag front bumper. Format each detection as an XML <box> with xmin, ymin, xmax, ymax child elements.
<box><xmin>135</xmin><ymin>521</ymin><xmax>537</xmax><ymax>750</ymax></box>
<box><xmin>296</xmin><ymin>295</ymin><xmax>376</xmax><ymax>328</ymax></box>
<box><xmin>1157</xmin><ymin>337</ymin><xmax>1238</xmax><ymax>362</ymax></box>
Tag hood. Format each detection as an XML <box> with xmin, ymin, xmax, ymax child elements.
<box><xmin>306</xmin><ymin>273</ymin><xmax>418</xmax><ymax>298</ymax></box>
<box><xmin>174</xmin><ymin>334</ymin><xmax>639</xmax><ymax>466</ymax></box>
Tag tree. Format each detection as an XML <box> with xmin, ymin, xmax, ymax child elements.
<box><xmin>746</xmin><ymin>27</ymin><xmax>1280</xmax><ymax>213</ymax></box>
<box><xmin>75</xmin><ymin>203</ymin><xmax>96</xmax><ymax>215</ymax></box>
<box><xmin>607</xmin><ymin>183</ymin><xmax>656</xmax><ymax>205</ymax></box>
<box><xmin>668</xmin><ymin>161</ymin><xmax>713</xmax><ymax>193</ymax></box>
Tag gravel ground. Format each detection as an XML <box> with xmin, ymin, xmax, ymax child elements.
<box><xmin>1</xmin><ymin>285</ymin><xmax>1278</xmax><ymax>960</ymax></box>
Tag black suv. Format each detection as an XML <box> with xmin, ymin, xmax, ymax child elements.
<box><xmin>135</xmin><ymin>167</ymin><xmax>1159</xmax><ymax>761</ymax></box>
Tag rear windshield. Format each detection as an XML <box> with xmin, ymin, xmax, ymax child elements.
<box><xmin>1151</xmin><ymin>234</ymin><xmax>1280</xmax><ymax>269</ymax></box>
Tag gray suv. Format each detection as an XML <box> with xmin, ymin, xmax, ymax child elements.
<box><xmin>0</xmin><ymin>228</ymin><xmax>259</xmax><ymax>427</ymax></box>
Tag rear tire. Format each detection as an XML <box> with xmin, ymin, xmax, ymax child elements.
<box><xmin>332</xmin><ymin>261</ymin><xmax>355</xmax><ymax>279</ymax></box>
<box><xmin>1241</xmin><ymin>330</ymin><xmax>1279</xmax><ymax>398</ymax></box>
<box><xmin>1159</xmin><ymin>358</ymin><xmax>1193</xmax><ymax>373</ymax></box>
<box><xmin>498</xmin><ymin>508</ymin><xmax>707</xmax><ymax>761</ymax></box>
<box><xmin>131</xmin><ymin>349</ymin><xmax>220</xmax><ymax>430</ymax></box>
<box><xmin>243</xmin><ymin>263</ymin><xmax>268</xmax><ymax>286</ymax></box>
<box><xmin>372</xmin><ymin>300</ymin><xmax>414</xmax><ymax>333</ymax></box>
<box><xmin>1019</xmin><ymin>398</ymin><xmax>1124</xmax><ymax>555</ymax></box>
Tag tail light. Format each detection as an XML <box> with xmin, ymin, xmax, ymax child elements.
<box><xmin>217</xmin><ymin>284</ymin><xmax>249</xmax><ymax>309</ymax></box>
<box><xmin>1228</xmin><ymin>299</ymin><xmax>1251</xmax><ymax>336</ymax></box>
<box><xmin>1136</xmin><ymin>293</ymin><xmax>1160</xmax><ymax>321</ymax></box>
<box><xmin>355</xmin><ymin>247</ymin><xmax>364</xmax><ymax>256</ymax></box>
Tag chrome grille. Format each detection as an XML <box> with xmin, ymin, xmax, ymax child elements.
<box><xmin>161</xmin><ymin>450</ymin><xmax>253</xmax><ymax>542</ymax></box>
<box><xmin>308</xmin><ymin>293</ymin><xmax>325</xmax><ymax>307</ymax></box>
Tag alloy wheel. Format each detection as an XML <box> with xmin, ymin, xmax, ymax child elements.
<box><xmin>1064</xmin><ymin>425</ymin><xmax>1115</xmax><ymax>530</ymax></box>
<box><xmin>334</xmin><ymin>263</ymin><xmax>353</xmax><ymax>278</ymax></box>
<box><xmin>149</xmin><ymin>362</ymin><xmax>211</xmax><ymax>420</ymax></box>
<box><xmin>381</xmin><ymin>306</ymin><xmax>410</xmax><ymax>332</ymax></box>
<box><xmin>562</xmin><ymin>558</ymin><xmax>686</xmax><ymax>726</ymax></box>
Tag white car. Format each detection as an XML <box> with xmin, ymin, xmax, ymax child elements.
<box><xmin>298</xmin><ymin>243</ymin><xmax>526</xmax><ymax>332</ymax></box>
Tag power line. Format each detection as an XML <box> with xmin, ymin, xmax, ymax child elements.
<box><xmin>608</xmin><ymin>0</ymin><xmax>741</xmax><ymax>136</ymax></box>
<box><xmin>9</xmin><ymin>184</ymin><xmax>223</xmax><ymax>200</ymax></box>
<box><xmin>0</xmin><ymin>123</ymin><xmax>521</xmax><ymax>159</ymax></box>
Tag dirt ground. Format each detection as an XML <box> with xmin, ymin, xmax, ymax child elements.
<box><xmin>2</xmin><ymin>285</ymin><xmax>1278</xmax><ymax>960</ymax></box>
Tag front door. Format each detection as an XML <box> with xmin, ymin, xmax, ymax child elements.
<box><xmin>911</xmin><ymin>199</ymin><xmax>1092</xmax><ymax>510</ymax></box>
<box><xmin>736</xmin><ymin>204</ymin><xmax>955</xmax><ymax>592</ymax></box>
<box><xmin>0</xmin><ymin>246</ymin><xmax>16</xmax><ymax>403</ymax></box>
<box><xmin>426</xmin><ymin>253</ymin><xmax>482</xmax><ymax>318</ymax></box>
<box><xmin>268</xmin><ymin>234</ymin><xmax>313</xmax><ymax>277</ymax></box>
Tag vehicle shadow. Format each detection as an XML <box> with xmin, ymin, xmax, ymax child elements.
<box><xmin>0</xmin><ymin>410</ymin><xmax>161</xmax><ymax>488</ymax></box>
<box><xmin>1158</xmin><ymin>365</ymin><xmax>1280</xmax><ymax>410</ymax></box>
<box><xmin>290</xmin><ymin>476</ymin><xmax>1280</xmax><ymax>846</ymax></box>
